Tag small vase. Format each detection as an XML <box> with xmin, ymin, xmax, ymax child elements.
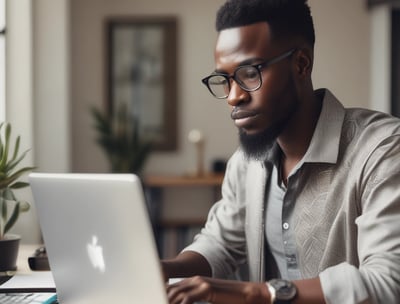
<box><xmin>0</xmin><ymin>234</ymin><xmax>21</xmax><ymax>272</ymax></box>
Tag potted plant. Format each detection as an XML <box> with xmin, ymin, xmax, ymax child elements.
<box><xmin>90</xmin><ymin>103</ymin><xmax>153</xmax><ymax>175</ymax></box>
<box><xmin>0</xmin><ymin>122</ymin><xmax>35</xmax><ymax>273</ymax></box>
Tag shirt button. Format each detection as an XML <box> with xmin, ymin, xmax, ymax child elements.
<box><xmin>283</xmin><ymin>222</ymin><xmax>290</xmax><ymax>230</ymax></box>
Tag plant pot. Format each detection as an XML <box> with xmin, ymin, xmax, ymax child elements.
<box><xmin>0</xmin><ymin>234</ymin><xmax>21</xmax><ymax>272</ymax></box>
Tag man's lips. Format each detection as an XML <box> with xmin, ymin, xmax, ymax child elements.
<box><xmin>230</xmin><ymin>109</ymin><xmax>259</xmax><ymax>128</ymax></box>
<box><xmin>230</xmin><ymin>109</ymin><xmax>258</xmax><ymax>120</ymax></box>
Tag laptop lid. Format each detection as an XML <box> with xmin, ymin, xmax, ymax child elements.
<box><xmin>29</xmin><ymin>173</ymin><xmax>168</xmax><ymax>304</ymax></box>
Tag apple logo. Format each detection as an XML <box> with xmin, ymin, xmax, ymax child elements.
<box><xmin>86</xmin><ymin>235</ymin><xmax>106</xmax><ymax>273</ymax></box>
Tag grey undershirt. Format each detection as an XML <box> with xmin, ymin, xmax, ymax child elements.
<box><xmin>265</xmin><ymin>164</ymin><xmax>302</xmax><ymax>280</ymax></box>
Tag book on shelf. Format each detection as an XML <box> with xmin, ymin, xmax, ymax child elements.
<box><xmin>160</xmin><ymin>225</ymin><xmax>203</xmax><ymax>259</ymax></box>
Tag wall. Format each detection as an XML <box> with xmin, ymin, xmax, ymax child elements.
<box><xmin>67</xmin><ymin>0</ymin><xmax>374</xmax><ymax>233</ymax></box>
<box><xmin>7</xmin><ymin>0</ymin><xmax>387</xmax><ymax>243</ymax></box>
<box><xmin>370</xmin><ymin>5</ymin><xmax>391</xmax><ymax>113</ymax></box>
<box><xmin>33</xmin><ymin>0</ymin><xmax>70</xmax><ymax>173</ymax></box>
<box><xmin>6</xmin><ymin>0</ymin><xmax>70</xmax><ymax>243</ymax></box>
<box><xmin>5</xmin><ymin>0</ymin><xmax>40</xmax><ymax>243</ymax></box>
<box><xmin>70</xmin><ymin>0</ymin><xmax>372</xmax><ymax>176</ymax></box>
<box><xmin>310</xmin><ymin>0</ymin><xmax>370</xmax><ymax>107</ymax></box>
<box><xmin>70</xmin><ymin>0</ymin><xmax>234</xmax><ymax>176</ymax></box>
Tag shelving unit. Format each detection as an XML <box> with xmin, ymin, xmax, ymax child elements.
<box><xmin>143</xmin><ymin>173</ymin><xmax>224</xmax><ymax>258</ymax></box>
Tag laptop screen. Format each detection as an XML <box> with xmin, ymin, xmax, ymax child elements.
<box><xmin>29</xmin><ymin>173</ymin><xmax>168</xmax><ymax>304</ymax></box>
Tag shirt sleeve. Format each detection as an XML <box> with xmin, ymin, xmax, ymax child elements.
<box><xmin>183</xmin><ymin>151</ymin><xmax>248</xmax><ymax>278</ymax></box>
<box><xmin>319</xmin><ymin>263</ymin><xmax>369</xmax><ymax>303</ymax></box>
<box><xmin>320</xmin><ymin>135</ymin><xmax>400</xmax><ymax>304</ymax></box>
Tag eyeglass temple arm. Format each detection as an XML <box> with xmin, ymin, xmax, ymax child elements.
<box><xmin>260</xmin><ymin>48</ymin><xmax>297</xmax><ymax>68</ymax></box>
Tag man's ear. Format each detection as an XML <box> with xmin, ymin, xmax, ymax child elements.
<box><xmin>294</xmin><ymin>48</ymin><xmax>313</xmax><ymax>77</ymax></box>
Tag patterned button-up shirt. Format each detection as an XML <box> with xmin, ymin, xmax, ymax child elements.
<box><xmin>185</xmin><ymin>89</ymin><xmax>400</xmax><ymax>303</ymax></box>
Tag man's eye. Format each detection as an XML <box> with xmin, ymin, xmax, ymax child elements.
<box><xmin>210</xmin><ymin>76</ymin><xmax>228</xmax><ymax>85</ymax></box>
<box><xmin>238</xmin><ymin>66</ymin><xmax>259</xmax><ymax>80</ymax></box>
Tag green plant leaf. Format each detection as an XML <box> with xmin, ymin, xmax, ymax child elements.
<box><xmin>10</xmin><ymin>135</ymin><xmax>20</xmax><ymax>163</ymax></box>
<box><xmin>0</xmin><ymin>196</ymin><xmax>4</xmax><ymax>238</ymax></box>
<box><xmin>0</xmin><ymin>195</ymin><xmax>5</xmax><ymax>219</ymax></box>
<box><xmin>90</xmin><ymin>104</ymin><xmax>153</xmax><ymax>174</ymax></box>
<box><xmin>1</xmin><ymin>195</ymin><xmax>7</xmax><ymax>223</ymax></box>
<box><xmin>2</xmin><ymin>188</ymin><xmax>16</xmax><ymax>201</ymax></box>
<box><xmin>0</xmin><ymin>123</ymin><xmax>11</xmax><ymax>170</ymax></box>
<box><xmin>4</xmin><ymin>201</ymin><xmax>20</xmax><ymax>235</ymax></box>
<box><xmin>90</xmin><ymin>107</ymin><xmax>112</xmax><ymax>135</ymax></box>
<box><xmin>10</xmin><ymin>181</ymin><xmax>30</xmax><ymax>189</ymax></box>
<box><xmin>0</xmin><ymin>122</ymin><xmax>4</xmax><ymax>160</ymax></box>
<box><xmin>4</xmin><ymin>149</ymin><xmax>32</xmax><ymax>173</ymax></box>
<box><xmin>0</xmin><ymin>122</ymin><xmax>34</xmax><ymax>238</ymax></box>
<box><xmin>0</xmin><ymin>166</ymin><xmax>36</xmax><ymax>189</ymax></box>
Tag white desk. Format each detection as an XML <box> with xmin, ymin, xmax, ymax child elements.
<box><xmin>0</xmin><ymin>244</ymin><xmax>38</xmax><ymax>283</ymax></box>
<box><xmin>0</xmin><ymin>244</ymin><xmax>55</xmax><ymax>292</ymax></box>
<box><xmin>17</xmin><ymin>244</ymin><xmax>42</xmax><ymax>274</ymax></box>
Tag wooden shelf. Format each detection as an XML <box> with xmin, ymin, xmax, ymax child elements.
<box><xmin>143</xmin><ymin>173</ymin><xmax>224</xmax><ymax>258</ymax></box>
<box><xmin>143</xmin><ymin>173</ymin><xmax>224</xmax><ymax>187</ymax></box>
<box><xmin>159</xmin><ymin>218</ymin><xmax>207</xmax><ymax>228</ymax></box>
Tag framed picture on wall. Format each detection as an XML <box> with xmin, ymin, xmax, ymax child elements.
<box><xmin>105</xmin><ymin>17</ymin><xmax>178</xmax><ymax>151</ymax></box>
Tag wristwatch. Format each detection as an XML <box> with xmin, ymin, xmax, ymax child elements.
<box><xmin>266</xmin><ymin>279</ymin><xmax>297</xmax><ymax>304</ymax></box>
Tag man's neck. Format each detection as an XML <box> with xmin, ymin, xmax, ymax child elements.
<box><xmin>277</xmin><ymin>89</ymin><xmax>323</xmax><ymax>175</ymax></box>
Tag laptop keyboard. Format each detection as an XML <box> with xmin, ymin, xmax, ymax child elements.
<box><xmin>0</xmin><ymin>293</ymin><xmax>57</xmax><ymax>303</ymax></box>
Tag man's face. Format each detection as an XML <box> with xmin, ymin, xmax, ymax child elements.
<box><xmin>214</xmin><ymin>22</ymin><xmax>299</xmax><ymax>159</ymax></box>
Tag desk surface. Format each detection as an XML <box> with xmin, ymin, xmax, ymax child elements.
<box><xmin>0</xmin><ymin>244</ymin><xmax>55</xmax><ymax>291</ymax></box>
<box><xmin>17</xmin><ymin>244</ymin><xmax>42</xmax><ymax>274</ymax></box>
<box><xmin>144</xmin><ymin>173</ymin><xmax>224</xmax><ymax>187</ymax></box>
<box><xmin>0</xmin><ymin>244</ymin><xmax>39</xmax><ymax>280</ymax></box>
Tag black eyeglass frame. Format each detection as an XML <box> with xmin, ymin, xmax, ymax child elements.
<box><xmin>201</xmin><ymin>48</ymin><xmax>297</xmax><ymax>99</ymax></box>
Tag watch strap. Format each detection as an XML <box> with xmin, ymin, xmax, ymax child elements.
<box><xmin>266</xmin><ymin>279</ymin><xmax>296</xmax><ymax>304</ymax></box>
<box><xmin>266</xmin><ymin>282</ymin><xmax>276</xmax><ymax>303</ymax></box>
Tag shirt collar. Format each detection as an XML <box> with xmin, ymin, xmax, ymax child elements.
<box><xmin>301</xmin><ymin>88</ymin><xmax>345</xmax><ymax>164</ymax></box>
<box><xmin>262</xmin><ymin>88</ymin><xmax>345</xmax><ymax>168</ymax></box>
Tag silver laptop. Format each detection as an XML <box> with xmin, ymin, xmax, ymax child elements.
<box><xmin>29</xmin><ymin>173</ymin><xmax>168</xmax><ymax>304</ymax></box>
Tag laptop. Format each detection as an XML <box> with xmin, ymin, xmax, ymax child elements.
<box><xmin>29</xmin><ymin>173</ymin><xmax>168</xmax><ymax>304</ymax></box>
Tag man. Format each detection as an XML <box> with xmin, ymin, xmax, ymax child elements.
<box><xmin>163</xmin><ymin>0</ymin><xmax>400</xmax><ymax>303</ymax></box>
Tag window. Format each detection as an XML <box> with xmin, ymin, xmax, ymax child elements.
<box><xmin>0</xmin><ymin>0</ymin><xmax>5</xmax><ymax>122</ymax></box>
<box><xmin>391</xmin><ymin>9</ymin><xmax>400</xmax><ymax>116</ymax></box>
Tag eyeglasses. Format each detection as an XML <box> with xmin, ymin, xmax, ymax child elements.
<box><xmin>201</xmin><ymin>48</ymin><xmax>296</xmax><ymax>99</ymax></box>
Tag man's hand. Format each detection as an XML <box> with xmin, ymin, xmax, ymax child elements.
<box><xmin>162</xmin><ymin>251</ymin><xmax>212</xmax><ymax>281</ymax></box>
<box><xmin>166</xmin><ymin>276</ymin><xmax>271</xmax><ymax>304</ymax></box>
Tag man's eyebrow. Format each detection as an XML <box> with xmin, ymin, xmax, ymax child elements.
<box><xmin>213</xmin><ymin>57</ymin><xmax>266</xmax><ymax>74</ymax></box>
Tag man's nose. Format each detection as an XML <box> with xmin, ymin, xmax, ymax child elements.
<box><xmin>227</xmin><ymin>81</ymin><xmax>249</xmax><ymax>107</ymax></box>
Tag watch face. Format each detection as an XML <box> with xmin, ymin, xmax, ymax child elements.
<box><xmin>269</xmin><ymin>279</ymin><xmax>297</xmax><ymax>301</ymax></box>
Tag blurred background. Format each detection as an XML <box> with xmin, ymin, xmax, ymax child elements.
<box><xmin>1</xmin><ymin>0</ymin><xmax>399</xmax><ymax>252</ymax></box>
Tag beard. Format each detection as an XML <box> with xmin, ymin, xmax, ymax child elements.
<box><xmin>239</xmin><ymin>122</ymin><xmax>283</xmax><ymax>161</ymax></box>
<box><xmin>238</xmin><ymin>71</ymin><xmax>300</xmax><ymax>161</ymax></box>
<box><xmin>239</xmin><ymin>102</ymin><xmax>298</xmax><ymax>161</ymax></box>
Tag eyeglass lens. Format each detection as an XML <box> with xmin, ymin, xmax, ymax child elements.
<box><xmin>203</xmin><ymin>48</ymin><xmax>296</xmax><ymax>99</ymax></box>
<box><xmin>207</xmin><ymin>65</ymin><xmax>261</xmax><ymax>98</ymax></box>
<box><xmin>208</xmin><ymin>75</ymin><xmax>230</xmax><ymax>98</ymax></box>
<box><xmin>235</xmin><ymin>65</ymin><xmax>262</xmax><ymax>90</ymax></box>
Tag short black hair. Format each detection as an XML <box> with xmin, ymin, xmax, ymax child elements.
<box><xmin>216</xmin><ymin>0</ymin><xmax>315</xmax><ymax>47</ymax></box>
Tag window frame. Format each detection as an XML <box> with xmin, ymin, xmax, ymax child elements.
<box><xmin>0</xmin><ymin>0</ymin><xmax>5</xmax><ymax>122</ymax></box>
